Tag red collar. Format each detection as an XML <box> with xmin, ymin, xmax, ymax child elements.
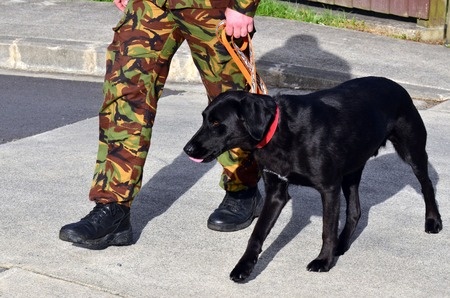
<box><xmin>256</xmin><ymin>105</ymin><xmax>280</xmax><ymax>149</ymax></box>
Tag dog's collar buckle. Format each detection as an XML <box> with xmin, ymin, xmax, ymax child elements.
<box><xmin>256</xmin><ymin>105</ymin><xmax>280</xmax><ymax>149</ymax></box>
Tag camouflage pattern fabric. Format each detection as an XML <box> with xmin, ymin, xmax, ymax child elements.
<box><xmin>89</xmin><ymin>0</ymin><xmax>260</xmax><ymax>207</ymax></box>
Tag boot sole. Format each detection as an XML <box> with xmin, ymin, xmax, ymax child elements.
<box><xmin>207</xmin><ymin>193</ymin><xmax>264</xmax><ymax>232</ymax></box>
<box><xmin>60</xmin><ymin>227</ymin><xmax>133</xmax><ymax>250</ymax></box>
<box><xmin>207</xmin><ymin>214</ymin><xmax>258</xmax><ymax>232</ymax></box>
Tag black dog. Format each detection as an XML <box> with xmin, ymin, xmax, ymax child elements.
<box><xmin>183</xmin><ymin>76</ymin><xmax>442</xmax><ymax>282</ymax></box>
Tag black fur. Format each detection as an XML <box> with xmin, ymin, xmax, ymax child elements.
<box><xmin>183</xmin><ymin>76</ymin><xmax>442</xmax><ymax>282</ymax></box>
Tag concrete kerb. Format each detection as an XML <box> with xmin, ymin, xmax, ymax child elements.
<box><xmin>0</xmin><ymin>37</ymin><xmax>204</xmax><ymax>82</ymax></box>
<box><xmin>0</xmin><ymin>36</ymin><xmax>109</xmax><ymax>77</ymax></box>
<box><xmin>1</xmin><ymin>37</ymin><xmax>439</xmax><ymax>101</ymax></box>
<box><xmin>2</xmin><ymin>36</ymin><xmax>450</xmax><ymax>106</ymax></box>
<box><xmin>0</xmin><ymin>36</ymin><xmax>343</xmax><ymax>90</ymax></box>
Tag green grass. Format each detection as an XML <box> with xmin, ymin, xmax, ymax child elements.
<box><xmin>255</xmin><ymin>1</ymin><xmax>428</xmax><ymax>42</ymax></box>
<box><xmin>93</xmin><ymin>0</ymin><xmax>365</xmax><ymax>30</ymax></box>
<box><xmin>97</xmin><ymin>0</ymin><xmax>438</xmax><ymax>42</ymax></box>
<box><xmin>256</xmin><ymin>0</ymin><xmax>366</xmax><ymax>30</ymax></box>
<box><xmin>92</xmin><ymin>0</ymin><xmax>440</xmax><ymax>44</ymax></box>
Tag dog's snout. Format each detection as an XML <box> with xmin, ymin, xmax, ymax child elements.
<box><xmin>183</xmin><ymin>142</ymin><xmax>205</xmax><ymax>163</ymax></box>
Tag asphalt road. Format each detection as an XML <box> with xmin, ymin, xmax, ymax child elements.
<box><xmin>0</xmin><ymin>73</ymin><xmax>183</xmax><ymax>144</ymax></box>
<box><xmin>0</xmin><ymin>74</ymin><xmax>102</xmax><ymax>144</ymax></box>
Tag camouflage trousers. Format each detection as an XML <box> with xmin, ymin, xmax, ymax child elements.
<box><xmin>89</xmin><ymin>0</ymin><xmax>259</xmax><ymax>207</ymax></box>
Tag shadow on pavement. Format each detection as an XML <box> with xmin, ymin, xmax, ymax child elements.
<box><xmin>130</xmin><ymin>152</ymin><xmax>215</xmax><ymax>241</ymax></box>
<box><xmin>257</xmin><ymin>34</ymin><xmax>352</xmax><ymax>89</ymax></box>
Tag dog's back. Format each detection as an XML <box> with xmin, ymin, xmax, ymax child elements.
<box><xmin>277</xmin><ymin>77</ymin><xmax>417</xmax><ymax>129</ymax></box>
<box><xmin>272</xmin><ymin>77</ymin><xmax>425</xmax><ymax>169</ymax></box>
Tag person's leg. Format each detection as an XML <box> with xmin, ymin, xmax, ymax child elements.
<box><xmin>174</xmin><ymin>8</ymin><xmax>262</xmax><ymax>232</ymax></box>
<box><xmin>59</xmin><ymin>0</ymin><xmax>185</xmax><ymax>248</ymax></box>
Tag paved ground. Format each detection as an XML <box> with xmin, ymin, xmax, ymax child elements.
<box><xmin>0</xmin><ymin>0</ymin><xmax>450</xmax><ymax>297</ymax></box>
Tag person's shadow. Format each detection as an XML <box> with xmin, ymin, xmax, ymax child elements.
<box><xmin>256</xmin><ymin>34</ymin><xmax>352</xmax><ymax>90</ymax></box>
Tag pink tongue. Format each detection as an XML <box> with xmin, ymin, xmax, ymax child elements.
<box><xmin>189</xmin><ymin>157</ymin><xmax>204</xmax><ymax>163</ymax></box>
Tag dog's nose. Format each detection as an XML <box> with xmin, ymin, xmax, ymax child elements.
<box><xmin>183</xmin><ymin>143</ymin><xmax>194</xmax><ymax>156</ymax></box>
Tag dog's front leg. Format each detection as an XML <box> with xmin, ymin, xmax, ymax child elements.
<box><xmin>230</xmin><ymin>177</ymin><xmax>289</xmax><ymax>282</ymax></box>
<box><xmin>307</xmin><ymin>187</ymin><xmax>341</xmax><ymax>272</ymax></box>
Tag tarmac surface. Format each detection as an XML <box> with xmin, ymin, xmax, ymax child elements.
<box><xmin>1</xmin><ymin>0</ymin><xmax>450</xmax><ymax>297</ymax></box>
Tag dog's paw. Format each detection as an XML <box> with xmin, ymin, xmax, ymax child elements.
<box><xmin>307</xmin><ymin>259</ymin><xmax>330</xmax><ymax>272</ymax></box>
<box><xmin>425</xmin><ymin>218</ymin><xmax>443</xmax><ymax>234</ymax></box>
<box><xmin>230</xmin><ymin>260</ymin><xmax>256</xmax><ymax>282</ymax></box>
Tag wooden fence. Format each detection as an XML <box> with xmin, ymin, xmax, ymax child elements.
<box><xmin>307</xmin><ymin>0</ymin><xmax>430</xmax><ymax>19</ymax></box>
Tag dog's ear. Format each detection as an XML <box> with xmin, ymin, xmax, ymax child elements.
<box><xmin>239</xmin><ymin>93</ymin><xmax>277</xmax><ymax>142</ymax></box>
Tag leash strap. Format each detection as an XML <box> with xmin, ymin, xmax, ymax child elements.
<box><xmin>216</xmin><ymin>20</ymin><xmax>268</xmax><ymax>95</ymax></box>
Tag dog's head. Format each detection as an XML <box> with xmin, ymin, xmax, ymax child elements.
<box><xmin>183</xmin><ymin>91</ymin><xmax>277</xmax><ymax>163</ymax></box>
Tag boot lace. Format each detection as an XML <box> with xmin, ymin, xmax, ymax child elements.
<box><xmin>82</xmin><ymin>204</ymin><xmax>114</xmax><ymax>224</ymax></box>
<box><xmin>220</xmin><ymin>196</ymin><xmax>244</xmax><ymax>213</ymax></box>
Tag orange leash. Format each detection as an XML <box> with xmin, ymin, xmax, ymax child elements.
<box><xmin>216</xmin><ymin>20</ymin><xmax>268</xmax><ymax>95</ymax></box>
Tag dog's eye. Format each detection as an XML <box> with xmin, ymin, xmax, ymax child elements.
<box><xmin>210</xmin><ymin>120</ymin><xmax>220</xmax><ymax>127</ymax></box>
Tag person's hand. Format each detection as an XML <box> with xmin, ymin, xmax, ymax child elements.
<box><xmin>113</xmin><ymin>0</ymin><xmax>128</xmax><ymax>11</ymax></box>
<box><xmin>224</xmin><ymin>8</ymin><xmax>254</xmax><ymax>38</ymax></box>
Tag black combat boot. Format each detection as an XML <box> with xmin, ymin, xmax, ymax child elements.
<box><xmin>207</xmin><ymin>187</ymin><xmax>263</xmax><ymax>232</ymax></box>
<box><xmin>59</xmin><ymin>202</ymin><xmax>133</xmax><ymax>249</ymax></box>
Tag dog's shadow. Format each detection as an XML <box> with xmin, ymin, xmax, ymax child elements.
<box><xmin>246</xmin><ymin>151</ymin><xmax>439</xmax><ymax>281</ymax></box>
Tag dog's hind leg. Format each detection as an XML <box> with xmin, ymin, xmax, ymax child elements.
<box><xmin>390</xmin><ymin>114</ymin><xmax>442</xmax><ymax>233</ymax></box>
<box><xmin>335</xmin><ymin>168</ymin><xmax>364</xmax><ymax>256</ymax></box>
<box><xmin>307</xmin><ymin>186</ymin><xmax>341</xmax><ymax>272</ymax></box>
<box><xmin>230</xmin><ymin>175</ymin><xmax>290</xmax><ymax>282</ymax></box>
